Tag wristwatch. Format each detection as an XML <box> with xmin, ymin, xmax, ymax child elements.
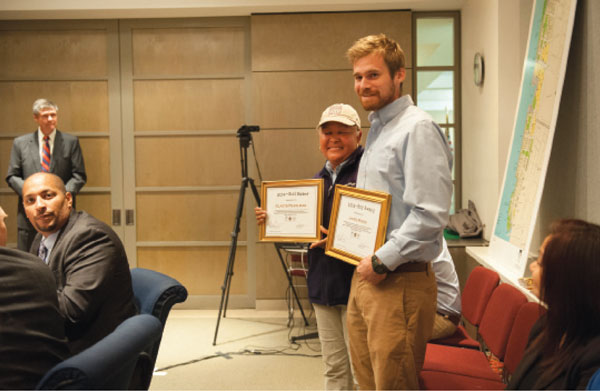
<box><xmin>371</xmin><ymin>255</ymin><xmax>390</xmax><ymax>274</ymax></box>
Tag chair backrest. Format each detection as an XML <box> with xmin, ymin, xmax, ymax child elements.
<box><xmin>131</xmin><ymin>268</ymin><xmax>188</xmax><ymax>325</ymax></box>
<box><xmin>130</xmin><ymin>267</ymin><xmax>188</xmax><ymax>385</ymax></box>
<box><xmin>36</xmin><ymin>314</ymin><xmax>162</xmax><ymax>390</ymax></box>
<box><xmin>461</xmin><ymin>266</ymin><xmax>500</xmax><ymax>326</ymax></box>
<box><xmin>478</xmin><ymin>283</ymin><xmax>528</xmax><ymax>360</ymax></box>
<box><xmin>504</xmin><ymin>301</ymin><xmax>546</xmax><ymax>376</ymax></box>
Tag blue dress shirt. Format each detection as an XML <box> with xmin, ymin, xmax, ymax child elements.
<box><xmin>357</xmin><ymin>95</ymin><xmax>453</xmax><ymax>270</ymax></box>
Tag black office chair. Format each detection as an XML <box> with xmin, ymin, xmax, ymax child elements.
<box><xmin>36</xmin><ymin>314</ymin><xmax>162</xmax><ymax>390</ymax></box>
<box><xmin>130</xmin><ymin>267</ymin><xmax>188</xmax><ymax>382</ymax></box>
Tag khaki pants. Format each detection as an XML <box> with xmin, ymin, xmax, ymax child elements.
<box><xmin>346</xmin><ymin>264</ymin><xmax>436</xmax><ymax>390</ymax></box>
<box><xmin>314</xmin><ymin>303</ymin><xmax>354</xmax><ymax>390</ymax></box>
<box><xmin>430</xmin><ymin>312</ymin><xmax>458</xmax><ymax>341</ymax></box>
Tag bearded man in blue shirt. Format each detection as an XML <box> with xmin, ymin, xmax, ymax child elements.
<box><xmin>345</xmin><ymin>34</ymin><xmax>453</xmax><ymax>390</ymax></box>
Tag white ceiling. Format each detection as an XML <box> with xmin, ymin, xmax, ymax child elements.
<box><xmin>0</xmin><ymin>0</ymin><xmax>464</xmax><ymax>20</ymax></box>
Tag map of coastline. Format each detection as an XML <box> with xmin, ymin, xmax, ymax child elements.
<box><xmin>494</xmin><ymin>0</ymin><xmax>574</xmax><ymax>250</ymax></box>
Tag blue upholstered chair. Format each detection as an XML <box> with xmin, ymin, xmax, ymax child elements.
<box><xmin>588</xmin><ymin>367</ymin><xmax>600</xmax><ymax>390</ymax></box>
<box><xmin>36</xmin><ymin>314</ymin><xmax>162</xmax><ymax>390</ymax></box>
<box><xmin>130</xmin><ymin>268</ymin><xmax>188</xmax><ymax>381</ymax></box>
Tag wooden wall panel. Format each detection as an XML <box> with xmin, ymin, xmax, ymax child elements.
<box><xmin>77</xmin><ymin>193</ymin><xmax>111</xmax><ymax>226</ymax></box>
<box><xmin>132</xmin><ymin>27</ymin><xmax>245</xmax><ymax>76</ymax></box>
<box><xmin>255</xmin><ymin>242</ymin><xmax>300</xmax><ymax>300</ymax></box>
<box><xmin>136</xmin><ymin>191</ymin><xmax>243</xmax><ymax>242</ymax></box>
<box><xmin>128</xmin><ymin>20</ymin><xmax>251</xmax><ymax>306</ymax></box>
<box><xmin>253</xmin><ymin>70</ymin><xmax>412</xmax><ymax>131</ymax></box>
<box><xmin>0</xmin><ymin>194</ymin><xmax>18</xmax><ymax>244</ymax></box>
<box><xmin>79</xmin><ymin>137</ymin><xmax>110</xmax><ymax>187</ymax></box>
<box><xmin>135</xmin><ymin>136</ymin><xmax>241</xmax><ymax>187</ymax></box>
<box><xmin>252</xmin><ymin>11</ymin><xmax>412</xmax><ymax>71</ymax></box>
<box><xmin>0</xmin><ymin>139</ymin><xmax>13</xmax><ymax>188</ymax></box>
<box><xmin>253</xmin><ymin>71</ymin><xmax>364</xmax><ymax>129</ymax></box>
<box><xmin>133</xmin><ymin>80</ymin><xmax>244</xmax><ymax>131</ymax></box>
<box><xmin>253</xmin><ymin>129</ymin><xmax>326</xmax><ymax>182</ymax></box>
<box><xmin>0</xmin><ymin>30</ymin><xmax>107</xmax><ymax>78</ymax></box>
<box><xmin>137</xmin><ymin>246</ymin><xmax>247</xmax><ymax>295</ymax></box>
<box><xmin>0</xmin><ymin>81</ymin><xmax>109</xmax><ymax>134</ymax></box>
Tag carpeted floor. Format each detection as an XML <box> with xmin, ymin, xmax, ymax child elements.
<box><xmin>150</xmin><ymin>309</ymin><xmax>325</xmax><ymax>390</ymax></box>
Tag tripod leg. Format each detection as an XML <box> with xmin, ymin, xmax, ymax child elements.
<box><xmin>275</xmin><ymin>245</ymin><xmax>309</xmax><ymax>326</ymax></box>
<box><xmin>213</xmin><ymin>178</ymin><xmax>248</xmax><ymax>345</ymax></box>
<box><xmin>248</xmin><ymin>178</ymin><xmax>261</xmax><ymax>205</ymax></box>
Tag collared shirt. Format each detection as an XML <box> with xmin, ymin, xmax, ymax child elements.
<box><xmin>432</xmin><ymin>239</ymin><xmax>461</xmax><ymax>317</ymax></box>
<box><xmin>324</xmin><ymin>158</ymin><xmax>349</xmax><ymax>185</ymax></box>
<box><xmin>38</xmin><ymin>128</ymin><xmax>56</xmax><ymax>164</ymax></box>
<box><xmin>40</xmin><ymin>231</ymin><xmax>59</xmax><ymax>264</ymax></box>
<box><xmin>357</xmin><ymin>95</ymin><xmax>453</xmax><ymax>270</ymax></box>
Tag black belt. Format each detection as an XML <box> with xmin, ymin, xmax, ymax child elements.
<box><xmin>389</xmin><ymin>262</ymin><xmax>428</xmax><ymax>273</ymax></box>
<box><xmin>437</xmin><ymin>311</ymin><xmax>461</xmax><ymax>326</ymax></box>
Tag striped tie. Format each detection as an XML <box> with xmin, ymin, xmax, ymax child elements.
<box><xmin>38</xmin><ymin>242</ymin><xmax>49</xmax><ymax>264</ymax></box>
<box><xmin>41</xmin><ymin>136</ymin><xmax>51</xmax><ymax>172</ymax></box>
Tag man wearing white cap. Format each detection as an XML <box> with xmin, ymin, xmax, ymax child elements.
<box><xmin>257</xmin><ymin>103</ymin><xmax>362</xmax><ymax>390</ymax></box>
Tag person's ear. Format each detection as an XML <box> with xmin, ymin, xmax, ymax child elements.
<box><xmin>394</xmin><ymin>68</ymin><xmax>406</xmax><ymax>84</ymax></box>
<box><xmin>65</xmin><ymin>192</ymin><xmax>73</xmax><ymax>209</ymax></box>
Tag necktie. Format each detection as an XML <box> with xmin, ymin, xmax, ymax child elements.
<box><xmin>41</xmin><ymin>136</ymin><xmax>51</xmax><ymax>172</ymax></box>
<box><xmin>38</xmin><ymin>242</ymin><xmax>49</xmax><ymax>264</ymax></box>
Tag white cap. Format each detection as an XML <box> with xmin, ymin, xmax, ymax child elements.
<box><xmin>317</xmin><ymin>103</ymin><xmax>361</xmax><ymax>130</ymax></box>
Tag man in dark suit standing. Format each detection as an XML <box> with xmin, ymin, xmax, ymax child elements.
<box><xmin>22</xmin><ymin>172</ymin><xmax>136</xmax><ymax>354</ymax></box>
<box><xmin>6</xmin><ymin>98</ymin><xmax>86</xmax><ymax>251</ymax></box>
<box><xmin>0</xmin><ymin>205</ymin><xmax>70</xmax><ymax>389</ymax></box>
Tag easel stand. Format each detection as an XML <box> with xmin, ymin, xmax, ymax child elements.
<box><xmin>212</xmin><ymin>125</ymin><xmax>309</xmax><ymax>346</ymax></box>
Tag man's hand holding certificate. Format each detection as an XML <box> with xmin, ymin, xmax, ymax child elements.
<box><xmin>325</xmin><ymin>185</ymin><xmax>391</xmax><ymax>265</ymax></box>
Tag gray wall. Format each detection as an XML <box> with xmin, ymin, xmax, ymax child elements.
<box><xmin>536</xmin><ymin>0</ymin><xmax>600</xmax><ymax>243</ymax></box>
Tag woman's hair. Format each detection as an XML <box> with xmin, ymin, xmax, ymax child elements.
<box><xmin>536</xmin><ymin>218</ymin><xmax>600</xmax><ymax>379</ymax></box>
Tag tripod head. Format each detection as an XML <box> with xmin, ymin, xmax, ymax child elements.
<box><xmin>237</xmin><ymin>125</ymin><xmax>260</xmax><ymax>148</ymax></box>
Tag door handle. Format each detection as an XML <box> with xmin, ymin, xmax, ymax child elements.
<box><xmin>112</xmin><ymin>209</ymin><xmax>121</xmax><ymax>226</ymax></box>
<box><xmin>126</xmin><ymin>209</ymin><xmax>134</xmax><ymax>226</ymax></box>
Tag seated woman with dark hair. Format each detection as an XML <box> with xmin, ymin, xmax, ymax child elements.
<box><xmin>508</xmin><ymin>219</ymin><xmax>600</xmax><ymax>389</ymax></box>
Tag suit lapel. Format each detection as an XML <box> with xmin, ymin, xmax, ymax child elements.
<box><xmin>47</xmin><ymin>210</ymin><xmax>78</xmax><ymax>272</ymax></box>
<box><xmin>28</xmin><ymin>130</ymin><xmax>42</xmax><ymax>172</ymax></box>
<box><xmin>31</xmin><ymin>234</ymin><xmax>42</xmax><ymax>257</ymax></box>
<box><xmin>51</xmin><ymin>130</ymin><xmax>63</xmax><ymax>172</ymax></box>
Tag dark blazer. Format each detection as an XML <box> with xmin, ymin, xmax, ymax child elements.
<box><xmin>31</xmin><ymin>211</ymin><xmax>137</xmax><ymax>354</ymax></box>
<box><xmin>508</xmin><ymin>316</ymin><xmax>600</xmax><ymax>389</ymax></box>
<box><xmin>5</xmin><ymin>129</ymin><xmax>87</xmax><ymax>246</ymax></box>
<box><xmin>0</xmin><ymin>247</ymin><xmax>70</xmax><ymax>389</ymax></box>
<box><xmin>307</xmin><ymin>146</ymin><xmax>362</xmax><ymax>306</ymax></box>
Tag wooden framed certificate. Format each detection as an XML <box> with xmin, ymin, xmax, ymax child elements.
<box><xmin>259</xmin><ymin>179</ymin><xmax>323</xmax><ymax>242</ymax></box>
<box><xmin>325</xmin><ymin>185</ymin><xmax>391</xmax><ymax>265</ymax></box>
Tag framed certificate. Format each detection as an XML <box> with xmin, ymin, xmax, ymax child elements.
<box><xmin>259</xmin><ymin>179</ymin><xmax>323</xmax><ymax>242</ymax></box>
<box><xmin>325</xmin><ymin>185</ymin><xmax>391</xmax><ymax>265</ymax></box>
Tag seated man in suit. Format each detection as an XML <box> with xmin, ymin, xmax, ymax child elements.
<box><xmin>22</xmin><ymin>172</ymin><xmax>137</xmax><ymax>354</ymax></box>
<box><xmin>0</xmin><ymin>205</ymin><xmax>70</xmax><ymax>389</ymax></box>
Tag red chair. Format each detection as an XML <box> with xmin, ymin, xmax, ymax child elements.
<box><xmin>503</xmin><ymin>302</ymin><xmax>546</xmax><ymax>381</ymax></box>
<box><xmin>430</xmin><ymin>265</ymin><xmax>500</xmax><ymax>349</ymax></box>
<box><xmin>420</xmin><ymin>283</ymin><xmax>528</xmax><ymax>390</ymax></box>
<box><xmin>420</xmin><ymin>298</ymin><xmax>544</xmax><ymax>389</ymax></box>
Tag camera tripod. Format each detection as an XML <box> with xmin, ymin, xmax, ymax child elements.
<box><xmin>212</xmin><ymin>125</ymin><xmax>309</xmax><ymax>345</ymax></box>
